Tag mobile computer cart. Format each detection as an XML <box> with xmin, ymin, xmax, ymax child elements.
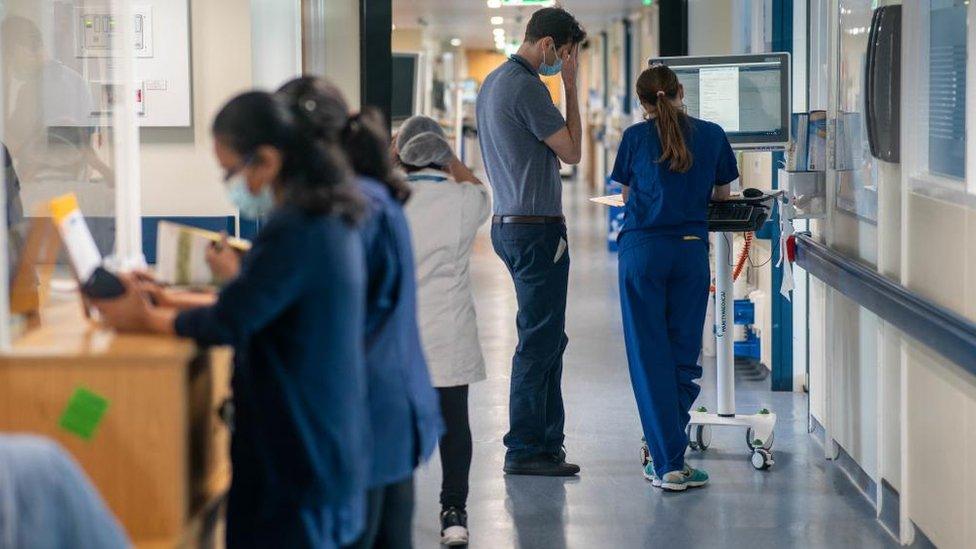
<box><xmin>702</xmin><ymin>192</ymin><xmax>779</xmax><ymax>469</ymax></box>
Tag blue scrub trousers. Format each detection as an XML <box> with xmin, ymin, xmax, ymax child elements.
<box><xmin>491</xmin><ymin>222</ymin><xmax>570</xmax><ymax>462</ymax></box>
<box><xmin>226</xmin><ymin>482</ymin><xmax>347</xmax><ymax>549</ymax></box>
<box><xmin>618</xmin><ymin>233</ymin><xmax>710</xmax><ymax>477</ymax></box>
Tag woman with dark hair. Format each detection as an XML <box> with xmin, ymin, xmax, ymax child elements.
<box><xmin>612</xmin><ymin>64</ymin><xmax>736</xmax><ymax>492</ymax></box>
<box><xmin>92</xmin><ymin>91</ymin><xmax>370</xmax><ymax>548</ymax></box>
<box><xmin>276</xmin><ymin>77</ymin><xmax>442</xmax><ymax>549</ymax></box>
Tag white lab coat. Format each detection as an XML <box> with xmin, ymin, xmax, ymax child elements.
<box><xmin>404</xmin><ymin>168</ymin><xmax>490</xmax><ymax>387</ymax></box>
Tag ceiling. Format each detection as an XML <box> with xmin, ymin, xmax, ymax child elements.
<box><xmin>393</xmin><ymin>0</ymin><xmax>636</xmax><ymax>50</ymax></box>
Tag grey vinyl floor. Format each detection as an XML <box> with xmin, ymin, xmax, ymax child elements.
<box><xmin>410</xmin><ymin>181</ymin><xmax>899</xmax><ymax>548</ymax></box>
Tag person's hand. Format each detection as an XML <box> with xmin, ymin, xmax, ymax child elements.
<box><xmin>561</xmin><ymin>43</ymin><xmax>580</xmax><ymax>90</ymax></box>
<box><xmin>90</xmin><ymin>274</ymin><xmax>152</xmax><ymax>332</ymax></box>
<box><xmin>390</xmin><ymin>133</ymin><xmax>400</xmax><ymax>158</ymax></box>
<box><xmin>132</xmin><ymin>269</ymin><xmax>170</xmax><ymax>307</ymax></box>
<box><xmin>446</xmin><ymin>154</ymin><xmax>485</xmax><ymax>186</ymax></box>
<box><xmin>206</xmin><ymin>233</ymin><xmax>241</xmax><ymax>282</ymax></box>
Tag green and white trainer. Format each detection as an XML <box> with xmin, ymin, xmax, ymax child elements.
<box><xmin>640</xmin><ymin>438</ymin><xmax>661</xmax><ymax>486</ymax></box>
<box><xmin>659</xmin><ymin>464</ymin><xmax>709</xmax><ymax>491</ymax></box>
<box><xmin>642</xmin><ymin>461</ymin><xmax>662</xmax><ymax>487</ymax></box>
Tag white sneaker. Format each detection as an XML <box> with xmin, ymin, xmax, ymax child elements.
<box><xmin>440</xmin><ymin>507</ymin><xmax>469</xmax><ymax>546</ymax></box>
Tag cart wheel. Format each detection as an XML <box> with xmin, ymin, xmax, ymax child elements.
<box><xmin>694</xmin><ymin>425</ymin><xmax>711</xmax><ymax>451</ymax></box>
<box><xmin>746</xmin><ymin>428</ymin><xmax>774</xmax><ymax>450</ymax></box>
<box><xmin>751</xmin><ymin>448</ymin><xmax>773</xmax><ymax>470</ymax></box>
<box><xmin>640</xmin><ymin>439</ymin><xmax>650</xmax><ymax>467</ymax></box>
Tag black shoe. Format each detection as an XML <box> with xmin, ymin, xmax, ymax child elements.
<box><xmin>440</xmin><ymin>507</ymin><xmax>468</xmax><ymax>546</ymax></box>
<box><xmin>504</xmin><ymin>454</ymin><xmax>580</xmax><ymax>476</ymax></box>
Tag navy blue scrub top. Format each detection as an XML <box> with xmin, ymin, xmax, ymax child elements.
<box><xmin>175</xmin><ymin>206</ymin><xmax>369</xmax><ymax>509</ymax></box>
<box><xmin>356</xmin><ymin>176</ymin><xmax>443</xmax><ymax>488</ymax></box>
<box><xmin>611</xmin><ymin>117</ymin><xmax>739</xmax><ymax>240</ymax></box>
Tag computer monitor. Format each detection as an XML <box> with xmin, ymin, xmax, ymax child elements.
<box><xmin>648</xmin><ymin>53</ymin><xmax>791</xmax><ymax>149</ymax></box>
<box><xmin>392</xmin><ymin>53</ymin><xmax>422</xmax><ymax>123</ymax></box>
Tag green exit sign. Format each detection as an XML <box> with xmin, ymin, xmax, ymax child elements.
<box><xmin>643</xmin><ymin>0</ymin><xmax>653</xmax><ymax>5</ymax></box>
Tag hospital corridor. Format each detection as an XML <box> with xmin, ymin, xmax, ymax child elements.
<box><xmin>411</xmin><ymin>181</ymin><xmax>903</xmax><ymax>547</ymax></box>
<box><xmin>0</xmin><ymin>0</ymin><xmax>974</xmax><ymax>548</ymax></box>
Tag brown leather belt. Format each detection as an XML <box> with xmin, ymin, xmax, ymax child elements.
<box><xmin>492</xmin><ymin>215</ymin><xmax>565</xmax><ymax>225</ymax></box>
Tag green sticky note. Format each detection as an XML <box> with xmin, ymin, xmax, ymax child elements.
<box><xmin>59</xmin><ymin>388</ymin><xmax>110</xmax><ymax>440</ymax></box>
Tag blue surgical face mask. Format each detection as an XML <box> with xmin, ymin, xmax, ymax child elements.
<box><xmin>539</xmin><ymin>43</ymin><xmax>562</xmax><ymax>76</ymax></box>
<box><xmin>226</xmin><ymin>169</ymin><xmax>274</xmax><ymax>220</ymax></box>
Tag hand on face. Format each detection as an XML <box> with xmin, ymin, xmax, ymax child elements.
<box><xmin>560</xmin><ymin>43</ymin><xmax>580</xmax><ymax>89</ymax></box>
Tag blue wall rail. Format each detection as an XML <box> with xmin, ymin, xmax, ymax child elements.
<box><xmin>795</xmin><ymin>233</ymin><xmax>976</xmax><ymax>377</ymax></box>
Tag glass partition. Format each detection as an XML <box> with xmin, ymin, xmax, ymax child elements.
<box><xmin>0</xmin><ymin>0</ymin><xmax>141</xmax><ymax>344</ymax></box>
<box><xmin>834</xmin><ymin>0</ymin><xmax>878</xmax><ymax>225</ymax></box>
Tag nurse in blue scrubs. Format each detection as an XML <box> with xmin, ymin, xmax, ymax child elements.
<box><xmin>276</xmin><ymin>77</ymin><xmax>443</xmax><ymax>549</ymax></box>
<box><xmin>93</xmin><ymin>91</ymin><xmax>370</xmax><ymax>548</ymax></box>
<box><xmin>612</xmin><ymin>65</ymin><xmax>737</xmax><ymax>492</ymax></box>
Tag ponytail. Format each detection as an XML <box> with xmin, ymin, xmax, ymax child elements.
<box><xmin>277</xmin><ymin>77</ymin><xmax>411</xmax><ymax>204</ymax></box>
<box><xmin>341</xmin><ymin>109</ymin><xmax>412</xmax><ymax>204</ymax></box>
<box><xmin>636</xmin><ymin>65</ymin><xmax>693</xmax><ymax>173</ymax></box>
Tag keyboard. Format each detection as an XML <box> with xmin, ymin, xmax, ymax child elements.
<box><xmin>708</xmin><ymin>201</ymin><xmax>770</xmax><ymax>232</ymax></box>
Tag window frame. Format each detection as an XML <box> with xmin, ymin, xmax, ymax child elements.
<box><xmin>902</xmin><ymin>0</ymin><xmax>974</xmax><ymax>195</ymax></box>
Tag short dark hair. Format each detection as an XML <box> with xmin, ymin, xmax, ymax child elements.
<box><xmin>524</xmin><ymin>7</ymin><xmax>586</xmax><ymax>48</ymax></box>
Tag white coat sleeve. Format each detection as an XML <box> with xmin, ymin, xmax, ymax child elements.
<box><xmin>459</xmin><ymin>183</ymin><xmax>490</xmax><ymax>241</ymax></box>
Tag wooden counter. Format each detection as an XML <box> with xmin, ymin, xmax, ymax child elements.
<box><xmin>0</xmin><ymin>295</ymin><xmax>232</xmax><ymax>547</ymax></box>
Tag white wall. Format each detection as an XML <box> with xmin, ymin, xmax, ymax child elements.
<box><xmin>323</xmin><ymin>0</ymin><xmax>361</xmax><ymax>109</ymax></box>
<box><xmin>688</xmin><ymin>0</ymin><xmax>735</xmax><ymax>55</ymax></box>
<box><xmin>900</xmin><ymin>190</ymin><xmax>976</xmax><ymax>548</ymax></box>
<box><xmin>139</xmin><ymin>0</ymin><xmax>253</xmax><ymax>217</ymax></box>
<box><xmin>250</xmin><ymin>0</ymin><xmax>302</xmax><ymax>91</ymax></box>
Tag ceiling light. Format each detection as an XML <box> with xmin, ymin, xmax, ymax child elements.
<box><xmin>487</xmin><ymin>0</ymin><xmax>502</xmax><ymax>8</ymax></box>
<box><xmin>493</xmin><ymin>28</ymin><xmax>505</xmax><ymax>37</ymax></box>
<box><xmin>491</xmin><ymin>16</ymin><xmax>504</xmax><ymax>25</ymax></box>
<box><xmin>450</xmin><ymin>38</ymin><xmax>462</xmax><ymax>47</ymax></box>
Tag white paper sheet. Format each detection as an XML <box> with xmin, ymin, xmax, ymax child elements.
<box><xmin>589</xmin><ymin>194</ymin><xmax>625</xmax><ymax>207</ymax></box>
<box><xmin>699</xmin><ymin>66</ymin><xmax>740</xmax><ymax>131</ymax></box>
<box><xmin>58</xmin><ymin>210</ymin><xmax>102</xmax><ymax>281</ymax></box>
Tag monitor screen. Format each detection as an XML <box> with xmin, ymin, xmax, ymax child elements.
<box><xmin>392</xmin><ymin>53</ymin><xmax>419</xmax><ymax>122</ymax></box>
<box><xmin>649</xmin><ymin>54</ymin><xmax>790</xmax><ymax>148</ymax></box>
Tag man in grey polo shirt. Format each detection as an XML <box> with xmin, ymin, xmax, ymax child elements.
<box><xmin>476</xmin><ymin>7</ymin><xmax>585</xmax><ymax>477</ymax></box>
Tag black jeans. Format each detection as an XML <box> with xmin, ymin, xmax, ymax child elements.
<box><xmin>490</xmin><ymin>222</ymin><xmax>570</xmax><ymax>462</ymax></box>
<box><xmin>342</xmin><ymin>476</ymin><xmax>415</xmax><ymax>549</ymax></box>
<box><xmin>438</xmin><ymin>385</ymin><xmax>472</xmax><ymax>510</ymax></box>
